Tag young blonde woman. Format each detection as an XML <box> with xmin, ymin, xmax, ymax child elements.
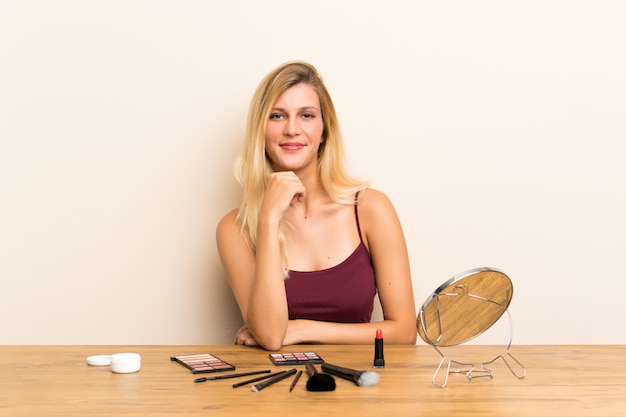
<box><xmin>217</xmin><ymin>61</ymin><xmax>416</xmax><ymax>351</ymax></box>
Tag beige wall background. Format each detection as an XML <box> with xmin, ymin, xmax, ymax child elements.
<box><xmin>1</xmin><ymin>1</ymin><xmax>624</xmax><ymax>345</ymax></box>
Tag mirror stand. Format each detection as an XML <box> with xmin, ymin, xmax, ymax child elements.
<box><xmin>428</xmin><ymin>310</ymin><xmax>527</xmax><ymax>388</ymax></box>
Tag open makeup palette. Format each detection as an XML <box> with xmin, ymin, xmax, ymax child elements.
<box><xmin>170</xmin><ymin>353</ymin><xmax>236</xmax><ymax>374</ymax></box>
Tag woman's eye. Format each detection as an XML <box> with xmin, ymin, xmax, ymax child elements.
<box><xmin>302</xmin><ymin>113</ymin><xmax>315</xmax><ymax>119</ymax></box>
<box><xmin>269</xmin><ymin>113</ymin><xmax>284</xmax><ymax>120</ymax></box>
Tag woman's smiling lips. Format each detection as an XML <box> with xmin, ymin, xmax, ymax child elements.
<box><xmin>280</xmin><ymin>142</ymin><xmax>305</xmax><ymax>151</ymax></box>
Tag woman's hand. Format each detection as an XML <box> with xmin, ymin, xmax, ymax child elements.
<box><xmin>234</xmin><ymin>324</ymin><xmax>258</xmax><ymax>346</ymax></box>
<box><xmin>259</xmin><ymin>171</ymin><xmax>306</xmax><ymax>224</ymax></box>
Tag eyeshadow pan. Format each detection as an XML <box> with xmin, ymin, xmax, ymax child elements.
<box><xmin>170</xmin><ymin>353</ymin><xmax>236</xmax><ymax>374</ymax></box>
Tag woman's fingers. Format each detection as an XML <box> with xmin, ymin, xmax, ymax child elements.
<box><xmin>235</xmin><ymin>325</ymin><xmax>259</xmax><ymax>346</ymax></box>
<box><xmin>261</xmin><ymin>171</ymin><xmax>306</xmax><ymax>220</ymax></box>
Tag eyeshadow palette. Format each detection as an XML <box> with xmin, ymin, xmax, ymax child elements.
<box><xmin>170</xmin><ymin>353</ymin><xmax>236</xmax><ymax>374</ymax></box>
<box><xmin>269</xmin><ymin>352</ymin><xmax>324</xmax><ymax>366</ymax></box>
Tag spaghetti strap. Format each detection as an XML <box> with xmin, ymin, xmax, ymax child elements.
<box><xmin>354</xmin><ymin>191</ymin><xmax>364</xmax><ymax>243</ymax></box>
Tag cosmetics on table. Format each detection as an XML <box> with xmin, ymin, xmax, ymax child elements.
<box><xmin>251</xmin><ymin>368</ymin><xmax>298</xmax><ymax>392</ymax></box>
<box><xmin>170</xmin><ymin>353</ymin><xmax>236</xmax><ymax>374</ymax></box>
<box><xmin>169</xmin><ymin>350</ymin><xmax>382</xmax><ymax>391</ymax></box>
<box><xmin>320</xmin><ymin>363</ymin><xmax>380</xmax><ymax>387</ymax></box>
<box><xmin>374</xmin><ymin>328</ymin><xmax>385</xmax><ymax>368</ymax></box>
<box><xmin>232</xmin><ymin>371</ymin><xmax>287</xmax><ymax>388</ymax></box>
<box><xmin>269</xmin><ymin>352</ymin><xmax>324</xmax><ymax>366</ymax></box>
<box><xmin>86</xmin><ymin>353</ymin><xmax>141</xmax><ymax>374</ymax></box>
<box><xmin>305</xmin><ymin>362</ymin><xmax>336</xmax><ymax>392</ymax></box>
<box><xmin>289</xmin><ymin>370</ymin><xmax>303</xmax><ymax>392</ymax></box>
<box><xmin>194</xmin><ymin>369</ymin><xmax>271</xmax><ymax>383</ymax></box>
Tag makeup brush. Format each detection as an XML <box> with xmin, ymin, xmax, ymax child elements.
<box><xmin>305</xmin><ymin>362</ymin><xmax>336</xmax><ymax>391</ymax></box>
<box><xmin>320</xmin><ymin>363</ymin><xmax>380</xmax><ymax>387</ymax></box>
<box><xmin>251</xmin><ymin>368</ymin><xmax>297</xmax><ymax>392</ymax></box>
<box><xmin>289</xmin><ymin>370</ymin><xmax>303</xmax><ymax>392</ymax></box>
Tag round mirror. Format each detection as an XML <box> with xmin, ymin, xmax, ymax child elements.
<box><xmin>416</xmin><ymin>267</ymin><xmax>513</xmax><ymax>347</ymax></box>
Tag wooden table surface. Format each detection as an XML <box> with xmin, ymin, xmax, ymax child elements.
<box><xmin>1</xmin><ymin>344</ymin><xmax>625</xmax><ymax>416</ymax></box>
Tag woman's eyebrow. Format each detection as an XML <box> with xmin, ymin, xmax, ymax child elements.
<box><xmin>271</xmin><ymin>106</ymin><xmax>320</xmax><ymax>112</ymax></box>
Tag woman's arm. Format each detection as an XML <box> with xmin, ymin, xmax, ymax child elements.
<box><xmin>217</xmin><ymin>172</ymin><xmax>306</xmax><ymax>351</ymax></box>
<box><xmin>216</xmin><ymin>209</ymin><xmax>288</xmax><ymax>351</ymax></box>
<box><xmin>360</xmin><ymin>189</ymin><xmax>417</xmax><ymax>344</ymax></box>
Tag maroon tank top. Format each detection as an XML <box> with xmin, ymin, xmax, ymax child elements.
<box><xmin>284</xmin><ymin>195</ymin><xmax>376</xmax><ymax>323</ymax></box>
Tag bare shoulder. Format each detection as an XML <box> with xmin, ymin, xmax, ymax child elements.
<box><xmin>216</xmin><ymin>208</ymin><xmax>255</xmax><ymax>267</ymax></box>
<box><xmin>216</xmin><ymin>208</ymin><xmax>240</xmax><ymax>240</ymax></box>
<box><xmin>357</xmin><ymin>188</ymin><xmax>404</xmax><ymax>252</ymax></box>
<box><xmin>357</xmin><ymin>188</ymin><xmax>397</xmax><ymax>218</ymax></box>
<box><xmin>357</xmin><ymin>188</ymin><xmax>401</xmax><ymax>238</ymax></box>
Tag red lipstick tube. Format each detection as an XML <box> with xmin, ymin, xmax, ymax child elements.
<box><xmin>373</xmin><ymin>329</ymin><xmax>385</xmax><ymax>368</ymax></box>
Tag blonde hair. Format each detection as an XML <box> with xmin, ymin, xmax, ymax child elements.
<box><xmin>235</xmin><ymin>61</ymin><xmax>370</xmax><ymax>274</ymax></box>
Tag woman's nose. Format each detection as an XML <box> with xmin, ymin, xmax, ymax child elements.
<box><xmin>283</xmin><ymin>118</ymin><xmax>301</xmax><ymax>136</ymax></box>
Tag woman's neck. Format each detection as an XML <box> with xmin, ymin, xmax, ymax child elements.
<box><xmin>289</xmin><ymin>170</ymin><xmax>330</xmax><ymax>220</ymax></box>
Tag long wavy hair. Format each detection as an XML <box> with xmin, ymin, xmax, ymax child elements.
<box><xmin>234</xmin><ymin>61</ymin><xmax>370</xmax><ymax>275</ymax></box>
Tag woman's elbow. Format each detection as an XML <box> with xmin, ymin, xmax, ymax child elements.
<box><xmin>391</xmin><ymin>322</ymin><xmax>417</xmax><ymax>344</ymax></box>
<box><xmin>254</xmin><ymin>334</ymin><xmax>284</xmax><ymax>351</ymax></box>
<box><xmin>404</xmin><ymin>327</ymin><xmax>418</xmax><ymax>344</ymax></box>
<box><xmin>246</xmin><ymin>319</ymin><xmax>285</xmax><ymax>351</ymax></box>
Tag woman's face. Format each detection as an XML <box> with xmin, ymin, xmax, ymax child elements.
<box><xmin>265</xmin><ymin>83</ymin><xmax>324</xmax><ymax>173</ymax></box>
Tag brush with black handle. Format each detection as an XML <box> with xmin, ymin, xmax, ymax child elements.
<box><xmin>320</xmin><ymin>363</ymin><xmax>380</xmax><ymax>387</ymax></box>
<box><xmin>305</xmin><ymin>362</ymin><xmax>336</xmax><ymax>391</ymax></box>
